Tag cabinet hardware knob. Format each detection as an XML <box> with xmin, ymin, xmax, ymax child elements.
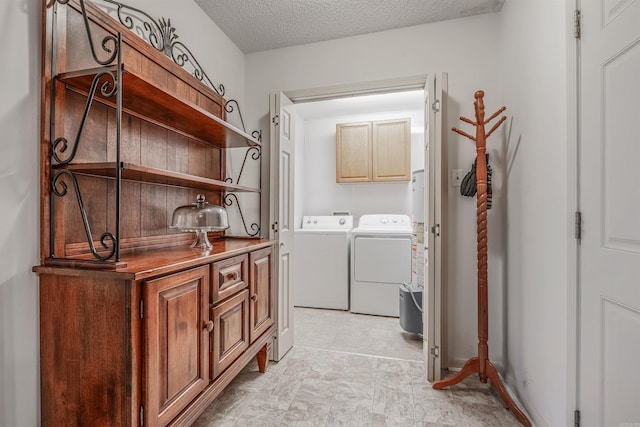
<box><xmin>251</xmin><ymin>294</ymin><xmax>258</xmax><ymax>302</ymax></box>
<box><xmin>203</xmin><ymin>320</ymin><xmax>214</xmax><ymax>333</ymax></box>
<box><xmin>225</xmin><ymin>271</ymin><xmax>239</xmax><ymax>282</ymax></box>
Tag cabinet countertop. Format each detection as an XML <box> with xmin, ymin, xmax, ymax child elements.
<box><xmin>33</xmin><ymin>238</ymin><xmax>275</xmax><ymax>281</ymax></box>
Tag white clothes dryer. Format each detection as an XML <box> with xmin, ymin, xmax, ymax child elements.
<box><xmin>350</xmin><ymin>214</ymin><xmax>412</xmax><ymax>317</ymax></box>
<box><xmin>294</xmin><ymin>215</ymin><xmax>353</xmax><ymax>310</ymax></box>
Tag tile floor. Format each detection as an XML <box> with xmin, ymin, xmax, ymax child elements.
<box><xmin>193</xmin><ymin>307</ymin><xmax>521</xmax><ymax>426</ymax></box>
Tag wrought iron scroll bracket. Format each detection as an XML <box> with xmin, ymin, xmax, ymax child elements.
<box><xmin>57</xmin><ymin>0</ymin><xmax>118</xmax><ymax>65</ymax></box>
<box><xmin>225</xmin><ymin>146</ymin><xmax>261</xmax><ymax>186</ymax></box>
<box><xmin>52</xmin><ymin>70</ymin><xmax>118</xmax><ymax>165</ymax></box>
<box><xmin>50</xmin><ymin>0</ymin><xmax>122</xmax><ymax>262</ymax></box>
<box><xmin>223</xmin><ymin>193</ymin><xmax>260</xmax><ymax>237</ymax></box>
<box><xmin>51</xmin><ymin>170</ymin><xmax>117</xmax><ymax>261</ymax></box>
<box><xmin>99</xmin><ymin>0</ymin><xmax>225</xmax><ymax>96</ymax></box>
<box><xmin>95</xmin><ymin>0</ymin><xmax>262</xmax><ymax>139</ymax></box>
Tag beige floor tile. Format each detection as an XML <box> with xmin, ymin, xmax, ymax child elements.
<box><xmin>191</xmin><ymin>411</ymin><xmax>238</xmax><ymax>427</ymax></box>
<box><xmin>280</xmin><ymin>398</ymin><xmax>331</xmax><ymax>427</ymax></box>
<box><xmin>324</xmin><ymin>405</ymin><xmax>373</xmax><ymax>427</ymax></box>
<box><xmin>295</xmin><ymin>378</ymin><xmax>340</xmax><ymax>405</ymax></box>
<box><xmin>458</xmin><ymin>402</ymin><xmax>521</xmax><ymax>427</ymax></box>
<box><xmin>193</xmin><ymin>307</ymin><xmax>524</xmax><ymax>427</ymax></box>
<box><xmin>369</xmin><ymin>413</ymin><xmax>417</xmax><ymax>427</ymax></box>
<box><xmin>372</xmin><ymin>383</ymin><xmax>415</xmax><ymax>419</ymax></box>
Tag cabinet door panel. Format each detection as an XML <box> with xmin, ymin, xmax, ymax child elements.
<box><xmin>211</xmin><ymin>289</ymin><xmax>250</xmax><ymax>378</ymax></box>
<box><xmin>250</xmin><ymin>247</ymin><xmax>274</xmax><ymax>343</ymax></box>
<box><xmin>336</xmin><ymin>122</ymin><xmax>372</xmax><ymax>182</ymax></box>
<box><xmin>144</xmin><ymin>266</ymin><xmax>210</xmax><ymax>427</ymax></box>
<box><xmin>372</xmin><ymin>118</ymin><xmax>411</xmax><ymax>181</ymax></box>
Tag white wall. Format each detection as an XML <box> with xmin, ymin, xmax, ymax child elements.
<box><xmin>498</xmin><ymin>1</ymin><xmax>569</xmax><ymax>426</ymax></box>
<box><xmin>296</xmin><ymin>108</ymin><xmax>424</xmax><ymax>224</ymax></box>
<box><xmin>0</xmin><ymin>1</ymin><xmax>40</xmax><ymax>425</ymax></box>
<box><xmin>0</xmin><ymin>1</ymin><xmax>245</xmax><ymax>426</ymax></box>
<box><xmin>245</xmin><ymin>13</ymin><xmax>507</xmax><ymax>371</ymax></box>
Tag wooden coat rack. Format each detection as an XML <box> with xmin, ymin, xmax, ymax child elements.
<box><xmin>432</xmin><ymin>91</ymin><xmax>531</xmax><ymax>427</ymax></box>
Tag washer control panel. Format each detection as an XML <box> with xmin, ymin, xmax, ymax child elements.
<box><xmin>301</xmin><ymin>215</ymin><xmax>353</xmax><ymax>230</ymax></box>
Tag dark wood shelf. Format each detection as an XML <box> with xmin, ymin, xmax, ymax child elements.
<box><xmin>57</xmin><ymin>66</ymin><xmax>261</xmax><ymax>149</ymax></box>
<box><xmin>59</xmin><ymin>162</ymin><xmax>261</xmax><ymax>193</ymax></box>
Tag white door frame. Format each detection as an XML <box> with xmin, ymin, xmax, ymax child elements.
<box><xmin>424</xmin><ymin>73</ymin><xmax>447</xmax><ymax>381</ymax></box>
<box><xmin>572</xmin><ymin>0</ymin><xmax>640</xmax><ymax>423</ymax></box>
<box><xmin>566</xmin><ymin>0</ymin><xmax>579</xmax><ymax>425</ymax></box>
<box><xmin>280</xmin><ymin>74</ymin><xmax>448</xmax><ymax>374</ymax></box>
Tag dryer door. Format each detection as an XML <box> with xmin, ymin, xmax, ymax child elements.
<box><xmin>353</xmin><ymin>235</ymin><xmax>412</xmax><ymax>283</ymax></box>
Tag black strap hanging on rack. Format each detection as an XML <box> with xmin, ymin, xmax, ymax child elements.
<box><xmin>460</xmin><ymin>159</ymin><xmax>477</xmax><ymax>197</ymax></box>
<box><xmin>460</xmin><ymin>154</ymin><xmax>492</xmax><ymax>210</ymax></box>
<box><xmin>486</xmin><ymin>155</ymin><xmax>492</xmax><ymax>210</ymax></box>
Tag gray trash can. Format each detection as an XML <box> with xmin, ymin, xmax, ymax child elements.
<box><xmin>399</xmin><ymin>283</ymin><xmax>423</xmax><ymax>335</ymax></box>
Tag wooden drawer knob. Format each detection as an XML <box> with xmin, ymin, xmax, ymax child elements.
<box><xmin>225</xmin><ymin>271</ymin><xmax>239</xmax><ymax>282</ymax></box>
<box><xmin>251</xmin><ymin>294</ymin><xmax>258</xmax><ymax>302</ymax></box>
<box><xmin>203</xmin><ymin>320</ymin><xmax>214</xmax><ymax>333</ymax></box>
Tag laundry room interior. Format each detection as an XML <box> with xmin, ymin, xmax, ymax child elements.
<box><xmin>293</xmin><ymin>90</ymin><xmax>424</xmax><ymax>224</ymax></box>
<box><xmin>291</xmin><ymin>89</ymin><xmax>428</xmax><ymax>359</ymax></box>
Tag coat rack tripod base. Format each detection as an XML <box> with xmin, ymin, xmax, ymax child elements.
<box><xmin>433</xmin><ymin>357</ymin><xmax>531</xmax><ymax>427</ymax></box>
<box><xmin>431</xmin><ymin>91</ymin><xmax>531</xmax><ymax>427</ymax></box>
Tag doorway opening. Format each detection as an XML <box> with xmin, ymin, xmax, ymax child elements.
<box><xmin>270</xmin><ymin>74</ymin><xmax>447</xmax><ymax>381</ymax></box>
<box><xmin>291</xmin><ymin>89</ymin><xmax>426</xmax><ymax>361</ymax></box>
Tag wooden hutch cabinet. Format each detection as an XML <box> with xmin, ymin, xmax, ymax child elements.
<box><xmin>34</xmin><ymin>1</ymin><xmax>275</xmax><ymax>426</ymax></box>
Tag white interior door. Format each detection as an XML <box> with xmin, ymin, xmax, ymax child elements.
<box><xmin>424</xmin><ymin>73</ymin><xmax>447</xmax><ymax>382</ymax></box>
<box><xmin>578</xmin><ymin>1</ymin><xmax>640</xmax><ymax>425</ymax></box>
<box><xmin>269</xmin><ymin>92</ymin><xmax>295</xmax><ymax>361</ymax></box>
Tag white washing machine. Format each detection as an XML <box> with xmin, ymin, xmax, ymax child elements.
<box><xmin>351</xmin><ymin>214</ymin><xmax>412</xmax><ymax>317</ymax></box>
<box><xmin>294</xmin><ymin>215</ymin><xmax>353</xmax><ymax>310</ymax></box>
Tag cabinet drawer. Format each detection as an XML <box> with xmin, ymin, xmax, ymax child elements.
<box><xmin>211</xmin><ymin>254</ymin><xmax>248</xmax><ymax>303</ymax></box>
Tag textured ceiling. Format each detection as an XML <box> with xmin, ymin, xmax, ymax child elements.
<box><xmin>195</xmin><ymin>0</ymin><xmax>505</xmax><ymax>54</ymax></box>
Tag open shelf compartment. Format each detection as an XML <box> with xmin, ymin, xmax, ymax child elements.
<box><xmin>57</xmin><ymin>162</ymin><xmax>261</xmax><ymax>193</ymax></box>
<box><xmin>57</xmin><ymin>65</ymin><xmax>261</xmax><ymax>149</ymax></box>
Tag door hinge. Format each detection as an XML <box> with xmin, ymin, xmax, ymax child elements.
<box><xmin>139</xmin><ymin>405</ymin><xmax>144</xmax><ymax>427</ymax></box>
<box><xmin>272</xmin><ymin>114</ymin><xmax>279</xmax><ymax>126</ymax></box>
<box><xmin>139</xmin><ymin>299</ymin><xmax>144</xmax><ymax>319</ymax></box>
<box><xmin>432</xmin><ymin>99</ymin><xmax>440</xmax><ymax>112</ymax></box>
<box><xmin>574</xmin><ymin>409</ymin><xmax>580</xmax><ymax>427</ymax></box>
<box><xmin>574</xmin><ymin>9</ymin><xmax>581</xmax><ymax>39</ymax></box>
<box><xmin>271</xmin><ymin>221</ymin><xmax>278</xmax><ymax>233</ymax></box>
<box><xmin>431</xmin><ymin>224</ymin><xmax>440</xmax><ymax>237</ymax></box>
<box><xmin>430</xmin><ymin>346</ymin><xmax>440</xmax><ymax>358</ymax></box>
<box><xmin>574</xmin><ymin>211</ymin><xmax>582</xmax><ymax>240</ymax></box>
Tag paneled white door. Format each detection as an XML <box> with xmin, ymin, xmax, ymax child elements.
<box><xmin>424</xmin><ymin>73</ymin><xmax>447</xmax><ymax>382</ymax></box>
<box><xmin>269</xmin><ymin>92</ymin><xmax>295</xmax><ymax>361</ymax></box>
<box><xmin>578</xmin><ymin>0</ymin><xmax>640</xmax><ymax>425</ymax></box>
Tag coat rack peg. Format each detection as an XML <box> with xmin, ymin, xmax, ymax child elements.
<box><xmin>433</xmin><ymin>91</ymin><xmax>530</xmax><ymax>427</ymax></box>
<box><xmin>484</xmin><ymin>106</ymin><xmax>507</xmax><ymax>125</ymax></box>
<box><xmin>452</xmin><ymin>127</ymin><xmax>476</xmax><ymax>142</ymax></box>
<box><xmin>486</xmin><ymin>115</ymin><xmax>507</xmax><ymax>138</ymax></box>
<box><xmin>460</xmin><ymin>116</ymin><xmax>477</xmax><ymax>126</ymax></box>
